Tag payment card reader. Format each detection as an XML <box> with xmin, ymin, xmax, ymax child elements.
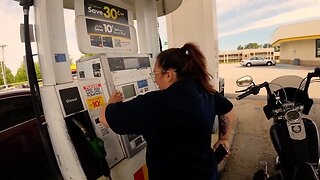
<box><xmin>76</xmin><ymin>54</ymin><xmax>157</xmax><ymax>158</ymax></box>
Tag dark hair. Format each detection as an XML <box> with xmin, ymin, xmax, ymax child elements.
<box><xmin>156</xmin><ymin>42</ymin><xmax>216</xmax><ymax>93</ymax></box>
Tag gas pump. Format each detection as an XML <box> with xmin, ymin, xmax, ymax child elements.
<box><xmin>54</xmin><ymin>82</ymin><xmax>111</xmax><ymax>179</ymax></box>
<box><xmin>74</xmin><ymin>0</ymin><xmax>159</xmax><ymax>177</ymax></box>
<box><xmin>76</xmin><ymin>54</ymin><xmax>157</xmax><ymax>159</ymax></box>
<box><xmin>19</xmin><ymin>0</ymin><xmax>182</xmax><ymax>180</ymax></box>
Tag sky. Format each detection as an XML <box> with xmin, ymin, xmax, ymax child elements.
<box><xmin>217</xmin><ymin>0</ymin><xmax>320</xmax><ymax>50</ymax></box>
<box><xmin>1</xmin><ymin>0</ymin><xmax>320</xmax><ymax>75</ymax></box>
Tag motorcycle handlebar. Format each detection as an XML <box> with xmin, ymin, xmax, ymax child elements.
<box><xmin>236</xmin><ymin>82</ymin><xmax>269</xmax><ymax>100</ymax></box>
<box><xmin>236</xmin><ymin>90</ymin><xmax>254</xmax><ymax>100</ymax></box>
<box><xmin>236</xmin><ymin>68</ymin><xmax>320</xmax><ymax>101</ymax></box>
<box><xmin>304</xmin><ymin>68</ymin><xmax>320</xmax><ymax>93</ymax></box>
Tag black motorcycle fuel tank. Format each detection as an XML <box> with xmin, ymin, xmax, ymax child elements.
<box><xmin>270</xmin><ymin>118</ymin><xmax>319</xmax><ymax>178</ymax></box>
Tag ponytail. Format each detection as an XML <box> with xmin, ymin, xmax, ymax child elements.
<box><xmin>157</xmin><ymin>42</ymin><xmax>216</xmax><ymax>93</ymax></box>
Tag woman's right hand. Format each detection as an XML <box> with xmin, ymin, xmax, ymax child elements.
<box><xmin>213</xmin><ymin>139</ymin><xmax>230</xmax><ymax>160</ymax></box>
<box><xmin>107</xmin><ymin>91</ymin><xmax>124</xmax><ymax>104</ymax></box>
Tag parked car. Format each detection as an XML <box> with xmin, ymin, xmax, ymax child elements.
<box><xmin>240</xmin><ymin>56</ymin><xmax>276</xmax><ymax>67</ymax></box>
<box><xmin>0</xmin><ymin>89</ymin><xmax>58</xmax><ymax>180</ymax></box>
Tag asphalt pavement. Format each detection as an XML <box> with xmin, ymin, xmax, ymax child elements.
<box><xmin>216</xmin><ymin>63</ymin><xmax>320</xmax><ymax>179</ymax></box>
<box><xmin>217</xmin><ymin>95</ymin><xmax>320</xmax><ymax>180</ymax></box>
<box><xmin>219</xmin><ymin>63</ymin><xmax>320</xmax><ymax>98</ymax></box>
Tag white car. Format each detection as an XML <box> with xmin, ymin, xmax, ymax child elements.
<box><xmin>240</xmin><ymin>56</ymin><xmax>276</xmax><ymax>67</ymax></box>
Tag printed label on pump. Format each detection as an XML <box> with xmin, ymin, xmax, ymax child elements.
<box><xmin>86</xmin><ymin>95</ymin><xmax>105</xmax><ymax>110</ymax></box>
<box><xmin>75</xmin><ymin>15</ymin><xmax>137</xmax><ymax>54</ymax></box>
<box><xmin>83</xmin><ymin>83</ymin><xmax>103</xmax><ymax>97</ymax></box>
<box><xmin>83</xmin><ymin>83</ymin><xmax>105</xmax><ymax>110</ymax></box>
<box><xmin>84</xmin><ymin>0</ymin><xmax>128</xmax><ymax>25</ymax></box>
<box><xmin>86</xmin><ymin>18</ymin><xmax>131</xmax><ymax>39</ymax></box>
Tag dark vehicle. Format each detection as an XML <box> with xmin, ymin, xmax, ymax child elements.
<box><xmin>0</xmin><ymin>89</ymin><xmax>56</xmax><ymax>180</ymax></box>
<box><xmin>235</xmin><ymin>68</ymin><xmax>320</xmax><ymax>180</ymax></box>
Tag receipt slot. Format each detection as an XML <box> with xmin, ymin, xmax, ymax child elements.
<box><xmin>77</xmin><ymin>54</ymin><xmax>157</xmax><ymax>158</ymax></box>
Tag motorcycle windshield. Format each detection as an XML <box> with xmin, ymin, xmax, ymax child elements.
<box><xmin>266</xmin><ymin>75</ymin><xmax>312</xmax><ymax>117</ymax></box>
<box><xmin>269</xmin><ymin>75</ymin><xmax>304</xmax><ymax>93</ymax></box>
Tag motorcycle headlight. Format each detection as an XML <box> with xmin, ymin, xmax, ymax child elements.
<box><xmin>285</xmin><ymin>110</ymin><xmax>301</xmax><ymax>121</ymax></box>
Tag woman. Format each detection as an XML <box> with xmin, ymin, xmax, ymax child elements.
<box><xmin>99</xmin><ymin>42</ymin><xmax>234</xmax><ymax>180</ymax></box>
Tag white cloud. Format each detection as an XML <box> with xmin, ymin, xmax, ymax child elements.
<box><xmin>219</xmin><ymin>6</ymin><xmax>320</xmax><ymax>38</ymax></box>
<box><xmin>216</xmin><ymin>0</ymin><xmax>255</xmax><ymax>16</ymax></box>
<box><xmin>219</xmin><ymin>0</ymin><xmax>316</xmax><ymax>29</ymax></box>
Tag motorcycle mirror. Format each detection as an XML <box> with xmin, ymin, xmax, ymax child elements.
<box><xmin>236</xmin><ymin>75</ymin><xmax>253</xmax><ymax>87</ymax></box>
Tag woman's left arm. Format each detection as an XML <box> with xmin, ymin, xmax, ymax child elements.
<box><xmin>99</xmin><ymin>104</ymin><xmax>109</xmax><ymax>127</ymax></box>
<box><xmin>213</xmin><ymin>109</ymin><xmax>235</xmax><ymax>157</ymax></box>
<box><xmin>99</xmin><ymin>91</ymin><xmax>124</xmax><ymax>128</ymax></box>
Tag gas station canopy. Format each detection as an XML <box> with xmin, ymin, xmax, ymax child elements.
<box><xmin>63</xmin><ymin>0</ymin><xmax>183</xmax><ymax>17</ymax></box>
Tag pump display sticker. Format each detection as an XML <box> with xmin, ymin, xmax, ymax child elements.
<box><xmin>83</xmin><ymin>84</ymin><xmax>103</xmax><ymax>97</ymax></box>
<box><xmin>86</xmin><ymin>95</ymin><xmax>105</xmax><ymax>110</ymax></box>
<box><xmin>55</xmin><ymin>53</ymin><xmax>66</xmax><ymax>62</ymax></box>
<box><xmin>86</xmin><ymin>18</ymin><xmax>130</xmax><ymax>39</ymax></box>
<box><xmin>92</xmin><ymin>63</ymin><xmax>101</xmax><ymax>77</ymax></box>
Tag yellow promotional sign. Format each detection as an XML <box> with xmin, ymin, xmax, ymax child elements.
<box><xmin>86</xmin><ymin>95</ymin><xmax>105</xmax><ymax>110</ymax></box>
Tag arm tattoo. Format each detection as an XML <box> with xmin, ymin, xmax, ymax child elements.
<box><xmin>218</xmin><ymin>115</ymin><xmax>230</xmax><ymax>136</ymax></box>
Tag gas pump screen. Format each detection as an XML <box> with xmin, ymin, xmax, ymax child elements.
<box><xmin>124</xmin><ymin>58</ymin><xmax>139</xmax><ymax>69</ymax></box>
<box><xmin>122</xmin><ymin>84</ymin><xmax>136</xmax><ymax>99</ymax></box>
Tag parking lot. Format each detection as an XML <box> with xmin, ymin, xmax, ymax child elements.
<box><xmin>219</xmin><ymin>63</ymin><xmax>320</xmax><ymax>98</ymax></box>
<box><xmin>218</xmin><ymin>63</ymin><xmax>320</xmax><ymax>179</ymax></box>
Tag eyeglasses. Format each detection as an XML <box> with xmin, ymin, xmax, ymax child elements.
<box><xmin>149</xmin><ymin>71</ymin><xmax>166</xmax><ymax>81</ymax></box>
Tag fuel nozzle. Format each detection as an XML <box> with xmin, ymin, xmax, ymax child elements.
<box><xmin>89</xmin><ymin>138</ymin><xmax>111</xmax><ymax>178</ymax></box>
<box><xmin>19</xmin><ymin>0</ymin><xmax>33</xmax><ymax>10</ymax></box>
<box><xmin>89</xmin><ymin>138</ymin><xmax>107</xmax><ymax>159</ymax></box>
<box><xmin>71</xmin><ymin>118</ymin><xmax>111</xmax><ymax>178</ymax></box>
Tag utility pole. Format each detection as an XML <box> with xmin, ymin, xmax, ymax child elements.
<box><xmin>0</xmin><ymin>45</ymin><xmax>8</xmax><ymax>89</ymax></box>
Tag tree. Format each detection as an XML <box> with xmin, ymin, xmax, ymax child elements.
<box><xmin>262</xmin><ymin>43</ymin><xmax>271</xmax><ymax>48</ymax></box>
<box><xmin>81</xmin><ymin>54</ymin><xmax>95</xmax><ymax>58</ymax></box>
<box><xmin>15</xmin><ymin>63</ymin><xmax>28</xmax><ymax>82</ymax></box>
<box><xmin>244</xmin><ymin>43</ymin><xmax>260</xmax><ymax>49</ymax></box>
<box><xmin>15</xmin><ymin>61</ymin><xmax>42</xmax><ymax>82</ymax></box>
<box><xmin>274</xmin><ymin>46</ymin><xmax>280</xmax><ymax>52</ymax></box>
<box><xmin>6</xmin><ymin>68</ymin><xmax>14</xmax><ymax>84</ymax></box>
<box><xmin>34</xmin><ymin>62</ymin><xmax>42</xmax><ymax>80</ymax></box>
<box><xmin>0</xmin><ymin>65</ymin><xmax>14</xmax><ymax>85</ymax></box>
<box><xmin>237</xmin><ymin>45</ymin><xmax>244</xmax><ymax>50</ymax></box>
<box><xmin>237</xmin><ymin>42</ymin><xmax>278</xmax><ymax>50</ymax></box>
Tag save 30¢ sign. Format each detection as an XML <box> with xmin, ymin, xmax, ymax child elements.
<box><xmin>84</xmin><ymin>0</ymin><xmax>128</xmax><ymax>25</ymax></box>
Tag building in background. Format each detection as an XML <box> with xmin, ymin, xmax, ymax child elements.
<box><xmin>218</xmin><ymin>48</ymin><xmax>276</xmax><ymax>63</ymax></box>
<box><xmin>271</xmin><ymin>19</ymin><xmax>320</xmax><ymax>66</ymax></box>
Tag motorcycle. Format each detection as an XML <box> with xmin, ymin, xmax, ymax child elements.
<box><xmin>235</xmin><ymin>68</ymin><xmax>320</xmax><ymax>180</ymax></box>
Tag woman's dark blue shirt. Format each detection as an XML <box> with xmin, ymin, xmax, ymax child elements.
<box><xmin>105</xmin><ymin>78</ymin><xmax>233</xmax><ymax>180</ymax></box>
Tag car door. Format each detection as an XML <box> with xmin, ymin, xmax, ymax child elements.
<box><xmin>250</xmin><ymin>57</ymin><xmax>258</xmax><ymax>65</ymax></box>
<box><xmin>256</xmin><ymin>57</ymin><xmax>265</xmax><ymax>65</ymax></box>
<box><xmin>0</xmin><ymin>90</ymin><xmax>56</xmax><ymax>179</ymax></box>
